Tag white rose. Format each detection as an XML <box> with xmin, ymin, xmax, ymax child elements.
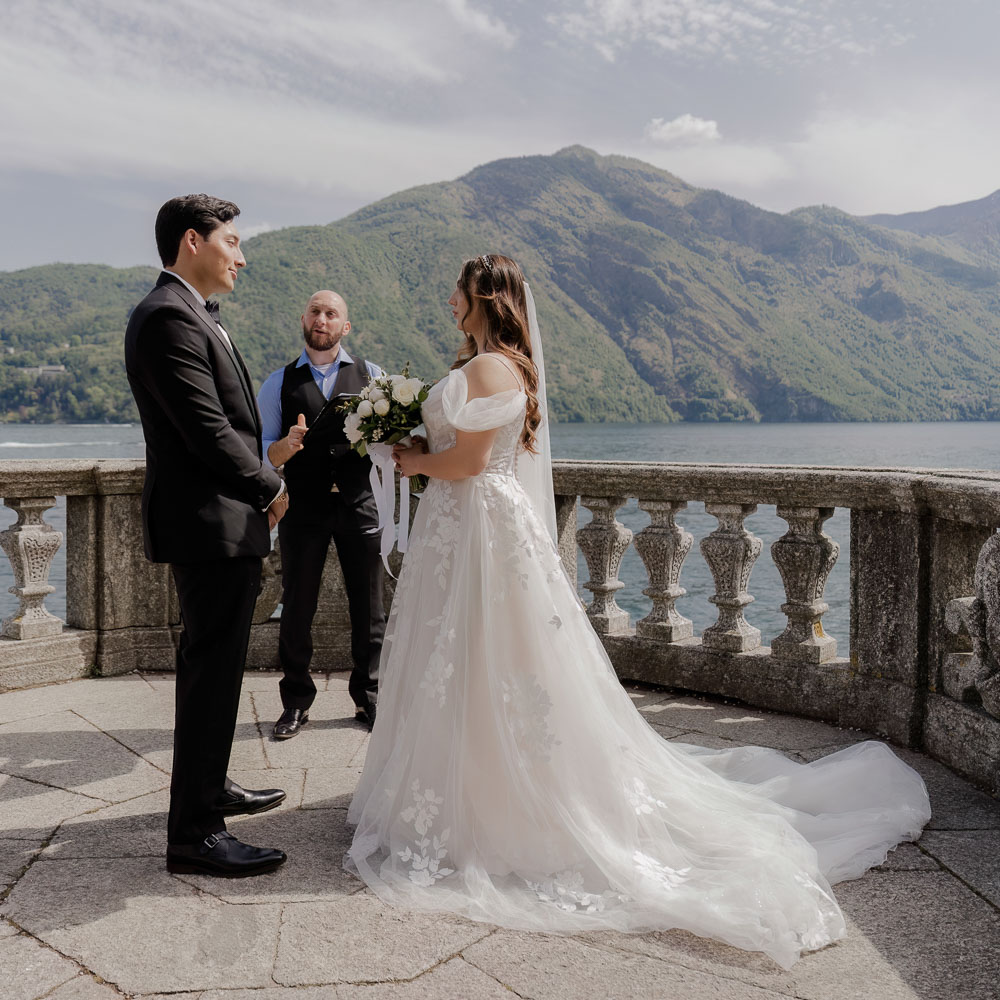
<box><xmin>390</xmin><ymin>374</ymin><xmax>406</xmax><ymax>387</ymax></box>
<box><xmin>392</xmin><ymin>383</ymin><xmax>415</xmax><ymax>405</ymax></box>
<box><xmin>357</xmin><ymin>399</ymin><xmax>373</xmax><ymax>418</ymax></box>
<box><xmin>343</xmin><ymin>412</ymin><xmax>363</xmax><ymax>443</ymax></box>
<box><xmin>359</xmin><ymin>384</ymin><xmax>370</xmax><ymax>399</ymax></box>
<box><xmin>373</xmin><ymin>399</ymin><xmax>390</xmax><ymax>416</ymax></box>
<box><xmin>369</xmin><ymin>387</ymin><xmax>385</xmax><ymax>403</ymax></box>
<box><xmin>405</xmin><ymin>377</ymin><xmax>425</xmax><ymax>398</ymax></box>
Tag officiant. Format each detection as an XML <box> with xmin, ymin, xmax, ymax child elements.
<box><xmin>257</xmin><ymin>290</ymin><xmax>385</xmax><ymax>736</ymax></box>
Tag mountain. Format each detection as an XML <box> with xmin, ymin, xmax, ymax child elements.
<box><xmin>1</xmin><ymin>146</ymin><xmax>1000</xmax><ymax>423</ymax></box>
<box><xmin>865</xmin><ymin>189</ymin><xmax>1000</xmax><ymax>265</ymax></box>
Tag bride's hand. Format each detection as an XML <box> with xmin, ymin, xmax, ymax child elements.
<box><xmin>393</xmin><ymin>442</ymin><xmax>425</xmax><ymax>478</ymax></box>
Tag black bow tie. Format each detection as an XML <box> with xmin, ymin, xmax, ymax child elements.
<box><xmin>204</xmin><ymin>300</ymin><xmax>221</xmax><ymax>323</ymax></box>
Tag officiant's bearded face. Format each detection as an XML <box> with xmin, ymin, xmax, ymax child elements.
<box><xmin>301</xmin><ymin>291</ymin><xmax>351</xmax><ymax>352</ymax></box>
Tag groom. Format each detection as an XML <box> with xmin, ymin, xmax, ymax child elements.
<box><xmin>125</xmin><ymin>194</ymin><xmax>289</xmax><ymax>877</ymax></box>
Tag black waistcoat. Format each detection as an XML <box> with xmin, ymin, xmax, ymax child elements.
<box><xmin>280</xmin><ymin>358</ymin><xmax>374</xmax><ymax>507</ymax></box>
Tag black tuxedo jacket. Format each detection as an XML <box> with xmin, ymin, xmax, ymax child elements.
<box><xmin>125</xmin><ymin>272</ymin><xmax>282</xmax><ymax>563</ymax></box>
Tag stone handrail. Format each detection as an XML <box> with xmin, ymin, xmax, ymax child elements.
<box><xmin>0</xmin><ymin>458</ymin><xmax>998</xmax><ymax>796</ymax></box>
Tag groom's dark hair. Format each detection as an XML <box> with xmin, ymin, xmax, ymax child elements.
<box><xmin>155</xmin><ymin>194</ymin><xmax>241</xmax><ymax>266</ymax></box>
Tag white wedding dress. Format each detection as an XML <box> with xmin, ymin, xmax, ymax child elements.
<box><xmin>345</xmin><ymin>368</ymin><xmax>931</xmax><ymax>969</ymax></box>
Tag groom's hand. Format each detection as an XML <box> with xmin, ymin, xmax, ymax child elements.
<box><xmin>267</xmin><ymin>492</ymin><xmax>289</xmax><ymax>530</ymax></box>
<box><xmin>267</xmin><ymin>414</ymin><xmax>308</xmax><ymax>468</ymax></box>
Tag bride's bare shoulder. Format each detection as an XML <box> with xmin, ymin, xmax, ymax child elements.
<box><xmin>463</xmin><ymin>353</ymin><xmax>522</xmax><ymax>397</ymax></box>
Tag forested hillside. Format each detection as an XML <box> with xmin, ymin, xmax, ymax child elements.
<box><xmin>1</xmin><ymin>146</ymin><xmax>999</xmax><ymax>423</ymax></box>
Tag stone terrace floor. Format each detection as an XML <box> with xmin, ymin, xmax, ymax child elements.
<box><xmin>1</xmin><ymin>672</ymin><xmax>998</xmax><ymax>1000</ymax></box>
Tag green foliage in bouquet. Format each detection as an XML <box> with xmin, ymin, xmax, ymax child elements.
<box><xmin>340</xmin><ymin>364</ymin><xmax>431</xmax><ymax>491</ymax></box>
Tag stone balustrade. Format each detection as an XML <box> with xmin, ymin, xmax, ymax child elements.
<box><xmin>1</xmin><ymin>458</ymin><xmax>998</xmax><ymax>797</ymax></box>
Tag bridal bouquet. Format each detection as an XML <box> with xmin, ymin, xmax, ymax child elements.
<box><xmin>341</xmin><ymin>365</ymin><xmax>430</xmax><ymax>466</ymax></box>
<box><xmin>341</xmin><ymin>366</ymin><xmax>431</xmax><ymax>570</ymax></box>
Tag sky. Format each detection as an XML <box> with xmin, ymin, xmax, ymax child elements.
<box><xmin>1</xmin><ymin>0</ymin><xmax>997</xmax><ymax>271</ymax></box>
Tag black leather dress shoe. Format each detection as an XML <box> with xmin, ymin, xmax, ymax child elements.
<box><xmin>166</xmin><ymin>831</ymin><xmax>287</xmax><ymax>877</ymax></box>
<box><xmin>273</xmin><ymin>707</ymin><xmax>308</xmax><ymax>740</ymax></box>
<box><xmin>355</xmin><ymin>702</ymin><xmax>376</xmax><ymax>732</ymax></box>
<box><xmin>217</xmin><ymin>781</ymin><xmax>286</xmax><ymax>816</ymax></box>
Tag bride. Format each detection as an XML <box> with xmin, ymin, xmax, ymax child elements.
<box><xmin>344</xmin><ymin>253</ymin><xmax>930</xmax><ymax>969</ymax></box>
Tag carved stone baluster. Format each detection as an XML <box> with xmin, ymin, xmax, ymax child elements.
<box><xmin>577</xmin><ymin>495</ymin><xmax>633</xmax><ymax>635</ymax></box>
<box><xmin>701</xmin><ymin>503</ymin><xmax>762</xmax><ymax>652</ymax></box>
<box><xmin>634</xmin><ymin>500</ymin><xmax>693</xmax><ymax>641</ymax></box>
<box><xmin>771</xmin><ymin>506</ymin><xmax>839</xmax><ymax>663</ymax></box>
<box><xmin>0</xmin><ymin>497</ymin><xmax>64</xmax><ymax>639</ymax></box>
<box><xmin>950</xmin><ymin>532</ymin><xmax>1000</xmax><ymax>719</ymax></box>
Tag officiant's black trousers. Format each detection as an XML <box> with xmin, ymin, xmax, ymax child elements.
<box><xmin>168</xmin><ymin>556</ymin><xmax>261</xmax><ymax>845</ymax></box>
<box><xmin>277</xmin><ymin>495</ymin><xmax>385</xmax><ymax>712</ymax></box>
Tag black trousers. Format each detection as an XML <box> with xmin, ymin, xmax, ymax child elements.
<box><xmin>277</xmin><ymin>493</ymin><xmax>385</xmax><ymax>712</ymax></box>
<box><xmin>168</xmin><ymin>556</ymin><xmax>262</xmax><ymax>845</ymax></box>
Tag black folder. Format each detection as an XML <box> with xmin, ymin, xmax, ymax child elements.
<box><xmin>303</xmin><ymin>392</ymin><xmax>360</xmax><ymax>440</ymax></box>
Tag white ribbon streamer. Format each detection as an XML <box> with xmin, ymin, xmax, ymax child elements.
<box><xmin>367</xmin><ymin>442</ymin><xmax>412</xmax><ymax>576</ymax></box>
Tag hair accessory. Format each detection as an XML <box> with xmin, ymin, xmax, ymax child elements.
<box><xmin>480</xmin><ymin>254</ymin><xmax>496</xmax><ymax>276</ymax></box>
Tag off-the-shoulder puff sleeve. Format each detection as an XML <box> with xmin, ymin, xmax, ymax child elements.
<box><xmin>441</xmin><ymin>368</ymin><xmax>526</xmax><ymax>432</ymax></box>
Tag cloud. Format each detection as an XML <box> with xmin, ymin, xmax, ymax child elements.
<box><xmin>2</xmin><ymin>0</ymin><xmax>515</xmax><ymax>96</ymax></box>
<box><xmin>638</xmin><ymin>141</ymin><xmax>793</xmax><ymax>194</ymax></box>
<box><xmin>628</xmin><ymin>87</ymin><xmax>1000</xmax><ymax>216</ymax></box>
<box><xmin>239</xmin><ymin>221</ymin><xmax>281</xmax><ymax>239</ymax></box>
<box><xmin>644</xmin><ymin>114</ymin><xmax>721</xmax><ymax>145</ymax></box>
<box><xmin>0</xmin><ymin>0</ymin><xmax>528</xmax><ymax>193</ymax></box>
<box><xmin>442</xmin><ymin>0</ymin><xmax>516</xmax><ymax>47</ymax></box>
<box><xmin>549</xmin><ymin>0</ymin><xmax>913</xmax><ymax>64</ymax></box>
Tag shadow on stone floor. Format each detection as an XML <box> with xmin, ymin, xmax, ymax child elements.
<box><xmin>2</xmin><ymin>798</ymin><xmax>363</xmax><ymax>922</ymax></box>
<box><xmin>0</xmin><ymin>717</ymin><xmax>366</xmax><ymax>807</ymax></box>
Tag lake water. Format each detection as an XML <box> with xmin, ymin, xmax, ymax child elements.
<box><xmin>0</xmin><ymin>421</ymin><xmax>996</xmax><ymax>652</ymax></box>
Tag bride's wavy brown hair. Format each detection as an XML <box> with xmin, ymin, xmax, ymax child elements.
<box><xmin>450</xmin><ymin>254</ymin><xmax>541</xmax><ymax>453</ymax></box>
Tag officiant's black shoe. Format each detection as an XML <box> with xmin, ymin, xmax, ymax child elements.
<box><xmin>273</xmin><ymin>708</ymin><xmax>308</xmax><ymax>740</ymax></box>
<box><xmin>166</xmin><ymin>831</ymin><xmax>286</xmax><ymax>878</ymax></box>
<box><xmin>217</xmin><ymin>781</ymin><xmax>286</xmax><ymax>816</ymax></box>
<box><xmin>355</xmin><ymin>702</ymin><xmax>376</xmax><ymax>732</ymax></box>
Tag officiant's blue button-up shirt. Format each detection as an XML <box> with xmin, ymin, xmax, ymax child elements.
<box><xmin>257</xmin><ymin>347</ymin><xmax>381</xmax><ymax>470</ymax></box>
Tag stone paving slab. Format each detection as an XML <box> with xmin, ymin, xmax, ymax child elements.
<box><xmin>273</xmin><ymin>894</ymin><xmax>492</xmax><ymax>986</ymax></box>
<box><xmin>835</xmin><ymin>871</ymin><xmax>1000</xmax><ymax>1000</ymax></box>
<box><xmin>664</xmin><ymin>731</ymin><xmax>747</xmax><ymax>751</ymax></box>
<box><xmin>46</xmin><ymin>976</ymin><xmax>126</xmax><ymax>1000</ymax></box>
<box><xmin>236</xmin><ymin>670</ymin><xmax>339</xmax><ymax>694</ymax></box>
<box><xmin>873</xmin><ymin>842</ymin><xmax>941</xmax><ymax>872</ymax></box>
<box><xmin>255</xmin><ymin>690</ymin><xmax>370</xmax><ymax>771</ymax></box>
<box><xmin>41</xmin><ymin>789</ymin><xmax>168</xmax><ymax>859</ymax></box>
<box><xmin>2</xmin><ymin>857</ymin><xmax>283</xmax><ymax>995</ymax></box>
<box><xmin>639</xmin><ymin>719</ymin><xmax>689</xmax><ymax>740</ymax></box>
<box><xmin>0</xmin><ymin>772</ymin><xmax>107</xmax><ymax>839</ymax></box>
<box><xmin>0</xmin><ymin>676</ymin><xmax>159</xmax><ymax>727</ymax></box>
<box><xmin>0</xmin><ymin>838</ymin><xmax>42</xmax><ymax>879</ymax></box>
<box><xmin>894</xmin><ymin>748</ymin><xmax>1000</xmax><ymax>831</ymax></box>
<box><xmin>177</xmin><ymin>808</ymin><xmax>358</xmax><ymax>904</ymax></box>
<box><xmin>333</xmin><ymin>956</ymin><xmax>514</xmax><ymax>999</ymax></box>
<box><xmin>0</xmin><ymin>709</ymin><xmax>167</xmax><ymax>803</ymax></box>
<box><xmin>0</xmin><ymin>933</ymin><xmax>81</xmax><ymax>1000</ymax></box>
<box><xmin>645</xmin><ymin>695</ymin><xmax>862</xmax><ymax>750</ymax></box>
<box><xmin>230</xmin><ymin>767</ymin><xmax>307</xmax><ymax>810</ymax></box>
<box><xmin>582</xmin><ymin>872</ymin><xmax>990</xmax><ymax>1000</ymax></box>
<box><xmin>919</xmin><ymin>830</ymin><xmax>1000</xmax><ymax>907</ymax></box>
<box><xmin>303</xmin><ymin>766</ymin><xmax>364</xmax><ymax>809</ymax></box>
<box><xmin>464</xmin><ymin>931</ymin><xmax>796</xmax><ymax>1000</ymax></box>
<box><xmin>70</xmin><ymin>685</ymin><xmax>176</xmax><ymax>773</ymax></box>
